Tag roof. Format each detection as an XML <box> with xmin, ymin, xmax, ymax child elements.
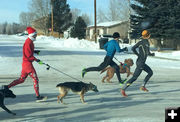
<box><xmin>87</xmin><ymin>21</ymin><xmax>127</xmax><ymax>28</ymax></box>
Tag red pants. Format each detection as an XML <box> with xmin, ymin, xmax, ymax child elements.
<box><xmin>8</xmin><ymin>62</ymin><xmax>40</xmax><ymax>96</ymax></box>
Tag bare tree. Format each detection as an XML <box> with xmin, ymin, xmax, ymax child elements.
<box><xmin>28</xmin><ymin>0</ymin><xmax>51</xmax><ymax>35</ymax></box>
<box><xmin>6</xmin><ymin>24</ymin><xmax>12</xmax><ymax>35</ymax></box>
<box><xmin>19</xmin><ymin>12</ymin><xmax>28</xmax><ymax>26</ymax></box>
<box><xmin>0</xmin><ymin>22</ymin><xmax>25</xmax><ymax>34</ymax></box>
<box><xmin>29</xmin><ymin>0</ymin><xmax>50</xmax><ymax>19</ymax></box>
<box><xmin>1</xmin><ymin>22</ymin><xmax>7</xmax><ymax>34</ymax></box>
<box><xmin>19</xmin><ymin>12</ymin><xmax>35</xmax><ymax>26</ymax></box>
<box><xmin>81</xmin><ymin>13</ymin><xmax>92</xmax><ymax>26</ymax></box>
<box><xmin>97</xmin><ymin>0</ymin><xmax>130</xmax><ymax>22</ymax></box>
<box><xmin>71</xmin><ymin>8</ymin><xmax>81</xmax><ymax>23</ymax></box>
<box><xmin>0</xmin><ymin>24</ymin><xmax>4</xmax><ymax>34</ymax></box>
<box><xmin>116</xmin><ymin>0</ymin><xmax>129</xmax><ymax>20</ymax></box>
<box><xmin>108</xmin><ymin>0</ymin><xmax>120</xmax><ymax>21</ymax></box>
<box><xmin>97</xmin><ymin>8</ymin><xmax>109</xmax><ymax>23</ymax></box>
<box><xmin>12</xmin><ymin>23</ymin><xmax>23</xmax><ymax>34</ymax></box>
<box><xmin>71</xmin><ymin>9</ymin><xmax>92</xmax><ymax>26</ymax></box>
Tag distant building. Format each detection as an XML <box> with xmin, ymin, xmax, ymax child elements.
<box><xmin>86</xmin><ymin>21</ymin><xmax>129</xmax><ymax>41</ymax></box>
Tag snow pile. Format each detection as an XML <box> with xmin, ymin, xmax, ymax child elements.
<box><xmin>35</xmin><ymin>35</ymin><xmax>132</xmax><ymax>51</ymax></box>
<box><xmin>172</xmin><ymin>51</ymin><xmax>180</xmax><ymax>58</ymax></box>
<box><xmin>36</xmin><ymin>35</ymin><xmax>100</xmax><ymax>50</ymax></box>
<box><xmin>155</xmin><ymin>51</ymin><xmax>180</xmax><ymax>60</ymax></box>
<box><xmin>8</xmin><ymin>35</ymin><xmax>131</xmax><ymax>51</ymax></box>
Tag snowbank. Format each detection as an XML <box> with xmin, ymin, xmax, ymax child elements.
<box><xmin>36</xmin><ymin>36</ymin><xmax>99</xmax><ymax>50</ymax></box>
<box><xmin>155</xmin><ymin>51</ymin><xmax>180</xmax><ymax>60</ymax></box>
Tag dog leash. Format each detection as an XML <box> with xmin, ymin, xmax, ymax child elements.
<box><xmin>42</xmin><ymin>63</ymin><xmax>82</xmax><ymax>82</ymax></box>
<box><xmin>114</xmin><ymin>57</ymin><xmax>123</xmax><ymax>65</ymax></box>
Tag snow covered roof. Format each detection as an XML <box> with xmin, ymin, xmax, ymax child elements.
<box><xmin>87</xmin><ymin>21</ymin><xmax>126</xmax><ymax>28</ymax></box>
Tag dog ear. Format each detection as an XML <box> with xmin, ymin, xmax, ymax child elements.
<box><xmin>130</xmin><ymin>59</ymin><xmax>134</xmax><ymax>64</ymax></box>
<box><xmin>125</xmin><ymin>59</ymin><xmax>128</xmax><ymax>63</ymax></box>
<box><xmin>90</xmin><ymin>82</ymin><xmax>95</xmax><ymax>86</ymax></box>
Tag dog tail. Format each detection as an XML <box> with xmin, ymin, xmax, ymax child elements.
<box><xmin>100</xmin><ymin>68</ymin><xmax>108</xmax><ymax>74</ymax></box>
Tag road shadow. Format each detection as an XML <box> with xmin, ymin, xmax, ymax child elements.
<box><xmin>0</xmin><ymin>84</ymin><xmax>165</xmax><ymax>122</ymax></box>
<box><xmin>0</xmin><ymin>106</ymin><xmax>66</xmax><ymax>121</ymax></box>
<box><xmin>0</xmin><ymin>44</ymin><xmax>130</xmax><ymax>57</ymax></box>
<box><xmin>38</xmin><ymin>50</ymin><xmax>107</xmax><ymax>56</ymax></box>
<box><xmin>0</xmin><ymin>45</ymin><xmax>22</xmax><ymax>57</ymax></box>
<box><xmin>48</xmin><ymin>98</ymin><xmax>162</xmax><ymax>122</ymax></box>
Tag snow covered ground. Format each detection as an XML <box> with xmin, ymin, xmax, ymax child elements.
<box><xmin>0</xmin><ymin>35</ymin><xmax>180</xmax><ymax>122</ymax></box>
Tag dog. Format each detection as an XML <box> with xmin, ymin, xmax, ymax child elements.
<box><xmin>56</xmin><ymin>81</ymin><xmax>98</xmax><ymax>104</ymax></box>
<box><xmin>100</xmin><ymin>58</ymin><xmax>134</xmax><ymax>83</ymax></box>
<box><xmin>0</xmin><ymin>86</ymin><xmax>16</xmax><ymax>115</ymax></box>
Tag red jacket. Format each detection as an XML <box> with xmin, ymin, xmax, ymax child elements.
<box><xmin>23</xmin><ymin>38</ymin><xmax>37</xmax><ymax>63</ymax></box>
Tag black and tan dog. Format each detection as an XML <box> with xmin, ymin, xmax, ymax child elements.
<box><xmin>0</xmin><ymin>86</ymin><xmax>16</xmax><ymax>115</ymax></box>
<box><xmin>56</xmin><ymin>81</ymin><xmax>98</xmax><ymax>104</ymax></box>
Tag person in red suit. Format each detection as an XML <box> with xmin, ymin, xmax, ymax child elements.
<box><xmin>5</xmin><ymin>27</ymin><xmax>46</xmax><ymax>102</ymax></box>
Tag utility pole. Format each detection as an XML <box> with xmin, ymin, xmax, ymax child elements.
<box><xmin>128</xmin><ymin>0</ymin><xmax>131</xmax><ymax>44</ymax></box>
<box><xmin>94</xmin><ymin>0</ymin><xmax>97</xmax><ymax>43</ymax></box>
<box><xmin>51</xmin><ymin>0</ymin><xmax>54</xmax><ymax>36</ymax></box>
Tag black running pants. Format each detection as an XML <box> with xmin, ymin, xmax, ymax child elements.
<box><xmin>85</xmin><ymin>56</ymin><xmax>122</xmax><ymax>83</ymax></box>
<box><xmin>122</xmin><ymin>61</ymin><xmax>153</xmax><ymax>90</ymax></box>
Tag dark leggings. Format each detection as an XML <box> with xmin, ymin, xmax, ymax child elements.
<box><xmin>85</xmin><ymin>56</ymin><xmax>122</xmax><ymax>83</ymax></box>
<box><xmin>122</xmin><ymin>61</ymin><xmax>153</xmax><ymax>90</ymax></box>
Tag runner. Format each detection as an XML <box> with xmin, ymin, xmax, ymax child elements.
<box><xmin>82</xmin><ymin>32</ymin><xmax>128</xmax><ymax>84</ymax></box>
<box><xmin>4</xmin><ymin>27</ymin><xmax>47</xmax><ymax>102</ymax></box>
<box><xmin>121</xmin><ymin>30</ymin><xmax>155</xmax><ymax>97</ymax></box>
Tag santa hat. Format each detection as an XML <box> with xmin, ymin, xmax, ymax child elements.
<box><xmin>26</xmin><ymin>27</ymin><xmax>37</xmax><ymax>37</ymax></box>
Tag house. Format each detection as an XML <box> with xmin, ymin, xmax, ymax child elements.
<box><xmin>86</xmin><ymin>21</ymin><xmax>129</xmax><ymax>41</ymax></box>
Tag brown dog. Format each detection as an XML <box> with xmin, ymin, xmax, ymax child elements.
<box><xmin>100</xmin><ymin>58</ymin><xmax>134</xmax><ymax>83</ymax></box>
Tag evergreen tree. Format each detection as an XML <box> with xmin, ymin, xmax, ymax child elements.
<box><xmin>70</xmin><ymin>16</ymin><xmax>87</xmax><ymax>39</ymax></box>
<box><xmin>130</xmin><ymin>0</ymin><xmax>156</xmax><ymax>39</ymax></box>
<box><xmin>50</xmin><ymin>0</ymin><xmax>72</xmax><ymax>37</ymax></box>
<box><xmin>130</xmin><ymin>0</ymin><xmax>180</xmax><ymax>49</ymax></box>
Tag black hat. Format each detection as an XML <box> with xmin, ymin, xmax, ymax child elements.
<box><xmin>112</xmin><ymin>32</ymin><xmax>120</xmax><ymax>38</ymax></box>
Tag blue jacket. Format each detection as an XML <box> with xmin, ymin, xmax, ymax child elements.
<box><xmin>103</xmin><ymin>39</ymin><xmax>124</xmax><ymax>58</ymax></box>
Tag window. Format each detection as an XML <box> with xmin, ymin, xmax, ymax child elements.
<box><xmin>97</xmin><ymin>29</ymin><xmax>100</xmax><ymax>35</ymax></box>
<box><xmin>86</xmin><ymin>29</ymin><xmax>90</xmax><ymax>36</ymax></box>
<box><xmin>103</xmin><ymin>28</ymin><xmax>107</xmax><ymax>34</ymax></box>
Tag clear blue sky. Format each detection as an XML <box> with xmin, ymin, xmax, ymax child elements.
<box><xmin>0</xmin><ymin>0</ymin><xmax>109</xmax><ymax>24</ymax></box>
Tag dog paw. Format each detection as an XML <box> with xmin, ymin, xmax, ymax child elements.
<box><xmin>101</xmin><ymin>80</ymin><xmax>105</xmax><ymax>83</ymax></box>
<box><xmin>63</xmin><ymin>103</ymin><xmax>68</xmax><ymax>105</ymax></box>
<box><xmin>108</xmin><ymin>81</ymin><xmax>113</xmax><ymax>83</ymax></box>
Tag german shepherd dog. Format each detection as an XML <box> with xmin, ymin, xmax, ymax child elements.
<box><xmin>56</xmin><ymin>82</ymin><xmax>98</xmax><ymax>104</ymax></box>
<box><xmin>0</xmin><ymin>86</ymin><xmax>16</xmax><ymax>115</ymax></box>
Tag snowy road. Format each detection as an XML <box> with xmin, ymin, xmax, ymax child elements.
<box><xmin>0</xmin><ymin>35</ymin><xmax>180</xmax><ymax>122</ymax></box>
